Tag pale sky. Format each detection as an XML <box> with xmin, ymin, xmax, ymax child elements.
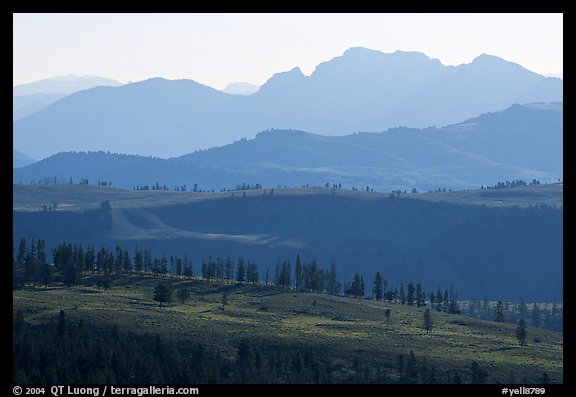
<box><xmin>13</xmin><ymin>13</ymin><xmax>563</xmax><ymax>89</ymax></box>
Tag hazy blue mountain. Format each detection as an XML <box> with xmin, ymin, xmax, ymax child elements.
<box><xmin>13</xmin><ymin>75</ymin><xmax>122</xmax><ymax>121</ymax></box>
<box><xmin>14</xmin><ymin>78</ymin><xmax>245</xmax><ymax>160</ymax></box>
<box><xmin>221</xmin><ymin>82</ymin><xmax>260</xmax><ymax>95</ymax></box>
<box><xmin>13</xmin><ymin>93</ymin><xmax>66</xmax><ymax>120</ymax></box>
<box><xmin>431</xmin><ymin>103</ymin><xmax>563</xmax><ymax>176</ymax></box>
<box><xmin>13</xmin><ymin>48</ymin><xmax>562</xmax><ymax>159</ymax></box>
<box><xmin>13</xmin><ymin>183</ymin><xmax>563</xmax><ymax>301</ymax></box>
<box><xmin>13</xmin><ymin>75</ymin><xmax>122</xmax><ymax>96</ymax></box>
<box><xmin>514</xmin><ymin>78</ymin><xmax>564</xmax><ymax>104</ymax></box>
<box><xmin>388</xmin><ymin>54</ymin><xmax>561</xmax><ymax>127</ymax></box>
<box><xmin>13</xmin><ymin>104</ymin><xmax>562</xmax><ymax>191</ymax></box>
<box><xmin>13</xmin><ymin>149</ymin><xmax>35</xmax><ymax>168</ymax></box>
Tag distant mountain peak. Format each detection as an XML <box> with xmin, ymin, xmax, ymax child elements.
<box><xmin>461</xmin><ymin>53</ymin><xmax>547</xmax><ymax>81</ymax></box>
<box><xmin>221</xmin><ymin>82</ymin><xmax>260</xmax><ymax>95</ymax></box>
<box><xmin>259</xmin><ymin>67</ymin><xmax>305</xmax><ymax>93</ymax></box>
<box><xmin>470</xmin><ymin>53</ymin><xmax>508</xmax><ymax>64</ymax></box>
<box><xmin>13</xmin><ymin>75</ymin><xmax>122</xmax><ymax>96</ymax></box>
<box><xmin>342</xmin><ymin>46</ymin><xmax>379</xmax><ymax>55</ymax></box>
<box><xmin>338</xmin><ymin>47</ymin><xmax>436</xmax><ymax>63</ymax></box>
<box><xmin>473</xmin><ymin>53</ymin><xmax>501</xmax><ymax>60</ymax></box>
<box><xmin>469</xmin><ymin>53</ymin><xmax>529</xmax><ymax>71</ymax></box>
<box><xmin>120</xmin><ymin>77</ymin><xmax>224</xmax><ymax>96</ymax></box>
<box><xmin>341</xmin><ymin>46</ymin><xmax>429</xmax><ymax>58</ymax></box>
<box><xmin>309</xmin><ymin>47</ymin><xmax>444</xmax><ymax>82</ymax></box>
<box><xmin>264</xmin><ymin>67</ymin><xmax>304</xmax><ymax>81</ymax></box>
<box><xmin>13</xmin><ymin>48</ymin><xmax>562</xmax><ymax>159</ymax></box>
<box><xmin>287</xmin><ymin>66</ymin><xmax>304</xmax><ymax>75</ymax></box>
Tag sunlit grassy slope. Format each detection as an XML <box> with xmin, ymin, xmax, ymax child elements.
<box><xmin>13</xmin><ymin>274</ymin><xmax>563</xmax><ymax>383</ymax></box>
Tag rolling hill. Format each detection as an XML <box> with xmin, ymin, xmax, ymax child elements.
<box><xmin>13</xmin><ymin>103</ymin><xmax>563</xmax><ymax>191</ymax></box>
<box><xmin>13</xmin><ymin>47</ymin><xmax>562</xmax><ymax>160</ymax></box>
<box><xmin>13</xmin><ymin>183</ymin><xmax>563</xmax><ymax>302</ymax></box>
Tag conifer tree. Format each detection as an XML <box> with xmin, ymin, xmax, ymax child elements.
<box><xmin>494</xmin><ymin>301</ymin><xmax>505</xmax><ymax>322</ymax></box>
<box><xmin>399</xmin><ymin>283</ymin><xmax>406</xmax><ymax>304</ymax></box>
<box><xmin>516</xmin><ymin>318</ymin><xmax>528</xmax><ymax>347</ymax></box>
<box><xmin>407</xmin><ymin>282</ymin><xmax>415</xmax><ymax>306</ymax></box>
<box><xmin>236</xmin><ymin>258</ymin><xmax>245</xmax><ymax>283</ymax></box>
<box><xmin>153</xmin><ymin>282</ymin><xmax>173</xmax><ymax>306</ymax></box>
<box><xmin>423</xmin><ymin>309</ymin><xmax>433</xmax><ymax>333</ymax></box>
<box><xmin>532</xmin><ymin>303</ymin><xmax>541</xmax><ymax>328</ymax></box>
<box><xmin>373</xmin><ymin>271</ymin><xmax>383</xmax><ymax>301</ymax></box>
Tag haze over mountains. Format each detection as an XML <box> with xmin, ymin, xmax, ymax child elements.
<box><xmin>13</xmin><ymin>149</ymin><xmax>35</xmax><ymax>169</ymax></box>
<box><xmin>13</xmin><ymin>75</ymin><xmax>122</xmax><ymax>96</ymax></box>
<box><xmin>13</xmin><ymin>75</ymin><xmax>122</xmax><ymax>121</ymax></box>
<box><xmin>221</xmin><ymin>82</ymin><xmax>260</xmax><ymax>95</ymax></box>
<box><xmin>13</xmin><ymin>47</ymin><xmax>562</xmax><ymax>160</ymax></box>
<box><xmin>14</xmin><ymin>103</ymin><xmax>562</xmax><ymax>191</ymax></box>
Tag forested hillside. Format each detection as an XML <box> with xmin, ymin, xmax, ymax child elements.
<box><xmin>13</xmin><ymin>183</ymin><xmax>563</xmax><ymax>301</ymax></box>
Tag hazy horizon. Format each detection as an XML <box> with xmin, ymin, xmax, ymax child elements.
<box><xmin>11</xmin><ymin>47</ymin><xmax>563</xmax><ymax>94</ymax></box>
<box><xmin>13</xmin><ymin>13</ymin><xmax>563</xmax><ymax>89</ymax></box>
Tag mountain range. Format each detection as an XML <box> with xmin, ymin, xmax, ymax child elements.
<box><xmin>13</xmin><ymin>103</ymin><xmax>562</xmax><ymax>191</ymax></box>
<box><xmin>13</xmin><ymin>75</ymin><xmax>122</xmax><ymax>121</ymax></box>
<box><xmin>13</xmin><ymin>75</ymin><xmax>122</xmax><ymax>96</ymax></box>
<box><xmin>13</xmin><ymin>47</ymin><xmax>562</xmax><ymax>160</ymax></box>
